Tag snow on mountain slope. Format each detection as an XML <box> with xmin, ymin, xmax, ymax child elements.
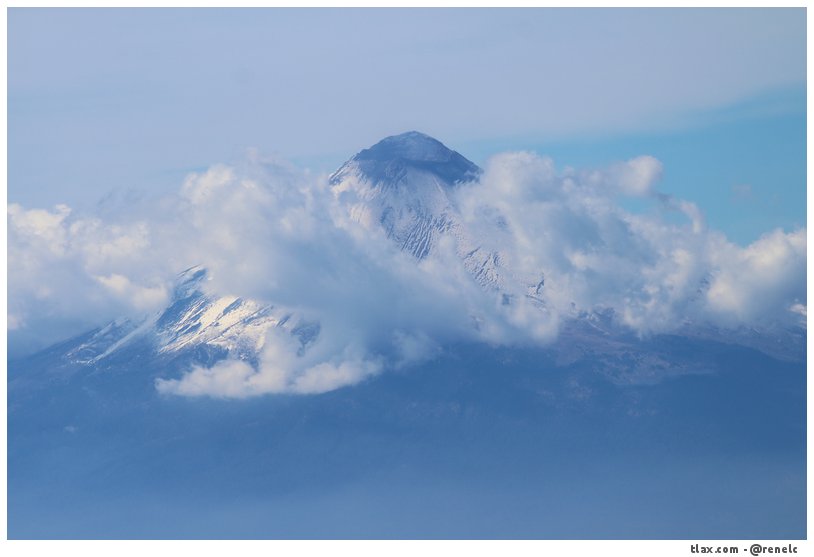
<box><xmin>50</xmin><ymin>266</ymin><xmax>309</xmax><ymax>372</ymax></box>
<box><xmin>151</xmin><ymin>266</ymin><xmax>282</xmax><ymax>358</ymax></box>
<box><xmin>330</xmin><ymin>131</ymin><xmax>509</xmax><ymax>291</ymax></box>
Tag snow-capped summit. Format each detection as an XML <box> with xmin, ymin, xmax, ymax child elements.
<box><xmin>330</xmin><ymin>132</ymin><xmax>504</xmax><ymax>289</ymax></box>
<box><xmin>331</xmin><ymin>131</ymin><xmax>481</xmax><ymax>188</ymax></box>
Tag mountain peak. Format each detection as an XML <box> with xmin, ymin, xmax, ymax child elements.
<box><xmin>355</xmin><ymin>131</ymin><xmax>457</xmax><ymax>163</ymax></box>
<box><xmin>331</xmin><ymin>131</ymin><xmax>481</xmax><ymax>187</ymax></box>
<box><xmin>173</xmin><ymin>265</ymin><xmax>207</xmax><ymax>300</ymax></box>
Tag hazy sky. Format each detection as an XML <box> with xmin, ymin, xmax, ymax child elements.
<box><xmin>8</xmin><ymin>8</ymin><xmax>806</xmax><ymax>244</ymax></box>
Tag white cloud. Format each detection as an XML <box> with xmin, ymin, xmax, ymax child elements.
<box><xmin>704</xmin><ymin>228</ymin><xmax>806</xmax><ymax>325</ymax></box>
<box><xmin>597</xmin><ymin>155</ymin><xmax>664</xmax><ymax>197</ymax></box>
<box><xmin>8</xmin><ymin>203</ymin><xmax>172</xmax><ymax>352</ymax></box>
<box><xmin>156</xmin><ymin>327</ymin><xmax>383</xmax><ymax>398</ymax></box>
<box><xmin>8</xmin><ymin>148</ymin><xmax>806</xmax><ymax>395</ymax></box>
<box><xmin>454</xmin><ymin>151</ymin><xmax>804</xmax><ymax>335</ymax></box>
<box><xmin>94</xmin><ymin>273</ymin><xmax>169</xmax><ymax>311</ymax></box>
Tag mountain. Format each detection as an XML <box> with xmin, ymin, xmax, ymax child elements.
<box><xmin>8</xmin><ymin>132</ymin><xmax>806</xmax><ymax>539</ymax></box>
<box><xmin>10</xmin><ymin>265</ymin><xmax>323</xmax><ymax>393</ymax></box>
<box><xmin>11</xmin><ymin>131</ymin><xmax>802</xmax><ymax>384</ymax></box>
<box><xmin>12</xmin><ymin>132</ymin><xmax>511</xmax><ymax>380</ymax></box>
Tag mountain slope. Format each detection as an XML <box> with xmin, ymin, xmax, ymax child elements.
<box><xmin>10</xmin><ymin>266</ymin><xmax>322</xmax><ymax>391</ymax></box>
<box><xmin>330</xmin><ymin>131</ymin><xmax>507</xmax><ymax>290</ymax></box>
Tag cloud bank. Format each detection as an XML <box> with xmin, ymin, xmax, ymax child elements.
<box><xmin>454</xmin><ymin>152</ymin><xmax>805</xmax><ymax>334</ymax></box>
<box><xmin>9</xmin><ymin>150</ymin><xmax>806</xmax><ymax>396</ymax></box>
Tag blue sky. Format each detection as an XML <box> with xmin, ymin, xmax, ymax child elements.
<box><xmin>8</xmin><ymin>8</ymin><xmax>806</xmax><ymax>246</ymax></box>
<box><xmin>457</xmin><ymin>87</ymin><xmax>806</xmax><ymax>245</ymax></box>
